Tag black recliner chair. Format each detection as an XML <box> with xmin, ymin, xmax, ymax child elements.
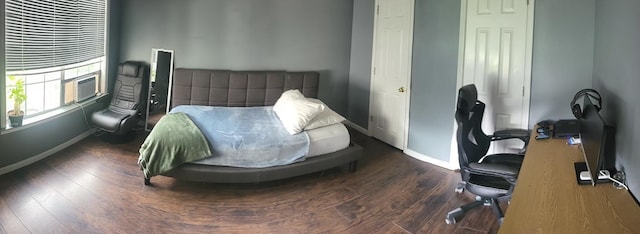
<box><xmin>445</xmin><ymin>84</ymin><xmax>530</xmax><ymax>225</ymax></box>
<box><xmin>92</xmin><ymin>61</ymin><xmax>149</xmax><ymax>135</ymax></box>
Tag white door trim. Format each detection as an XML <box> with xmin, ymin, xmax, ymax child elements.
<box><xmin>367</xmin><ymin>0</ymin><xmax>379</xmax><ymax>142</ymax></box>
<box><xmin>368</xmin><ymin>0</ymin><xmax>415</xmax><ymax>150</ymax></box>
<box><xmin>450</xmin><ymin>0</ymin><xmax>535</xmax><ymax>166</ymax></box>
<box><xmin>402</xmin><ymin>0</ymin><xmax>416</xmax><ymax>150</ymax></box>
<box><xmin>522</xmin><ymin>0</ymin><xmax>536</xmax><ymax>128</ymax></box>
<box><xmin>449</xmin><ymin>0</ymin><xmax>470</xmax><ymax>169</ymax></box>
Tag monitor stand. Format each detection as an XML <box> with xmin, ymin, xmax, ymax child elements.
<box><xmin>579</xmin><ymin>170</ymin><xmax>609</xmax><ymax>180</ymax></box>
<box><xmin>573</xmin><ymin>162</ymin><xmax>612</xmax><ymax>185</ymax></box>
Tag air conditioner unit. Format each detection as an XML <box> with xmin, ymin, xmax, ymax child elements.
<box><xmin>75</xmin><ymin>75</ymin><xmax>97</xmax><ymax>102</ymax></box>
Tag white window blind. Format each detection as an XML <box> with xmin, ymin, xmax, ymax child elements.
<box><xmin>5</xmin><ymin>0</ymin><xmax>106</xmax><ymax>72</ymax></box>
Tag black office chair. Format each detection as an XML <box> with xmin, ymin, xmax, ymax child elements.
<box><xmin>445</xmin><ymin>84</ymin><xmax>530</xmax><ymax>225</ymax></box>
<box><xmin>91</xmin><ymin>61</ymin><xmax>149</xmax><ymax>135</ymax></box>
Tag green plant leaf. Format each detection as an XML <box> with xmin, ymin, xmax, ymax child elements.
<box><xmin>7</xmin><ymin>75</ymin><xmax>27</xmax><ymax>113</ymax></box>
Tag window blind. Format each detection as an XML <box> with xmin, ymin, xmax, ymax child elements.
<box><xmin>5</xmin><ymin>0</ymin><xmax>106</xmax><ymax>71</ymax></box>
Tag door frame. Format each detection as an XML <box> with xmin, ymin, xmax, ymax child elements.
<box><xmin>368</xmin><ymin>0</ymin><xmax>415</xmax><ymax>150</ymax></box>
<box><xmin>449</xmin><ymin>0</ymin><xmax>535</xmax><ymax>168</ymax></box>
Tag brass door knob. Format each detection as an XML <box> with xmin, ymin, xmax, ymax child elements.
<box><xmin>398</xmin><ymin>87</ymin><xmax>405</xmax><ymax>93</ymax></box>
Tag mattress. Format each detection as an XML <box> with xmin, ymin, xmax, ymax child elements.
<box><xmin>305</xmin><ymin>123</ymin><xmax>350</xmax><ymax>157</ymax></box>
<box><xmin>190</xmin><ymin>123</ymin><xmax>350</xmax><ymax>166</ymax></box>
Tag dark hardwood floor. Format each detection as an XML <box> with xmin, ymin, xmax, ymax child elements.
<box><xmin>0</xmin><ymin>128</ymin><xmax>502</xmax><ymax>233</ymax></box>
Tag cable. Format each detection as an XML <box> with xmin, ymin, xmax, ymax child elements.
<box><xmin>75</xmin><ymin>102</ymin><xmax>95</xmax><ymax>131</ymax></box>
<box><xmin>599</xmin><ymin>171</ymin><xmax>629</xmax><ymax>191</ymax></box>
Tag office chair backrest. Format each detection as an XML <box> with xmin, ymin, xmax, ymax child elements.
<box><xmin>109</xmin><ymin>61</ymin><xmax>148</xmax><ymax>113</ymax></box>
<box><xmin>455</xmin><ymin>84</ymin><xmax>491</xmax><ymax>178</ymax></box>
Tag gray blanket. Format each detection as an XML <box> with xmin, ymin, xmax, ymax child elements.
<box><xmin>170</xmin><ymin>105</ymin><xmax>310</xmax><ymax>168</ymax></box>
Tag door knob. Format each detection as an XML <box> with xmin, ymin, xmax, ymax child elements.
<box><xmin>398</xmin><ymin>87</ymin><xmax>405</xmax><ymax>93</ymax></box>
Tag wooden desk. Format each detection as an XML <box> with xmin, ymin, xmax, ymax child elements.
<box><xmin>500</xmin><ymin>133</ymin><xmax>640</xmax><ymax>233</ymax></box>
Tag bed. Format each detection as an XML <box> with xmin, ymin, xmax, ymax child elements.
<box><xmin>141</xmin><ymin>69</ymin><xmax>363</xmax><ymax>185</ymax></box>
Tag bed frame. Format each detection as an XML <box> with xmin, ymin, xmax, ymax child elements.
<box><xmin>144</xmin><ymin>69</ymin><xmax>363</xmax><ymax>184</ymax></box>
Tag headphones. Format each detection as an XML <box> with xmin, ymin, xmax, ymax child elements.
<box><xmin>571</xmin><ymin>89</ymin><xmax>602</xmax><ymax>119</ymax></box>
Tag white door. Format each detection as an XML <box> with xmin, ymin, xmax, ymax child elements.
<box><xmin>460</xmin><ymin>0</ymin><xmax>532</xmax><ymax>152</ymax></box>
<box><xmin>369</xmin><ymin>0</ymin><xmax>415</xmax><ymax>149</ymax></box>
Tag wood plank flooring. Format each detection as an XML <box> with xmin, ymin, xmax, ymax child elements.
<box><xmin>0</xmin><ymin>128</ymin><xmax>502</xmax><ymax>233</ymax></box>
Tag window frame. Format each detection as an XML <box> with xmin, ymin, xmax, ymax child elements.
<box><xmin>2</xmin><ymin>0</ymin><xmax>110</xmax><ymax>132</ymax></box>
<box><xmin>1</xmin><ymin>0</ymin><xmax>6</xmax><ymax>129</ymax></box>
<box><xmin>6</xmin><ymin>58</ymin><xmax>106</xmax><ymax>118</ymax></box>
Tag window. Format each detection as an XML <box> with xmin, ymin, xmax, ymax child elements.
<box><xmin>4</xmin><ymin>0</ymin><xmax>107</xmax><ymax>124</ymax></box>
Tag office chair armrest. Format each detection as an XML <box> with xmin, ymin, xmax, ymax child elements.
<box><xmin>468</xmin><ymin>162</ymin><xmax>519</xmax><ymax>178</ymax></box>
<box><xmin>490</xmin><ymin>129</ymin><xmax>530</xmax><ymax>143</ymax></box>
<box><xmin>482</xmin><ymin>153</ymin><xmax>524</xmax><ymax>168</ymax></box>
<box><xmin>489</xmin><ymin>129</ymin><xmax>530</xmax><ymax>153</ymax></box>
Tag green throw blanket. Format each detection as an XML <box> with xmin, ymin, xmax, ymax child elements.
<box><xmin>138</xmin><ymin>112</ymin><xmax>212</xmax><ymax>178</ymax></box>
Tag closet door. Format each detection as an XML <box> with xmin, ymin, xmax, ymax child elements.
<box><xmin>458</xmin><ymin>0</ymin><xmax>534</xmax><ymax>153</ymax></box>
<box><xmin>369</xmin><ymin>0</ymin><xmax>415</xmax><ymax>149</ymax></box>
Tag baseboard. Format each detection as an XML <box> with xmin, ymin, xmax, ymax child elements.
<box><xmin>344</xmin><ymin>120</ymin><xmax>370</xmax><ymax>136</ymax></box>
<box><xmin>404</xmin><ymin>148</ymin><xmax>459</xmax><ymax>170</ymax></box>
<box><xmin>0</xmin><ymin>128</ymin><xmax>96</xmax><ymax>176</ymax></box>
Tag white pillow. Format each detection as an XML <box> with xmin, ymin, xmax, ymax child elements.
<box><xmin>304</xmin><ymin>98</ymin><xmax>346</xmax><ymax>130</ymax></box>
<box><xmin>278</xmin><ymin>89</ymin><xmax>306</xmax><ymax>101</ymax></box>
<box><xmin>273</xmin><ymin>90</ymin><xmax>324</xmax><ymax>135</ymax></box>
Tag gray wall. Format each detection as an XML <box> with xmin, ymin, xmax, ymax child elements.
<box><xmin>407</xmin><ymin>0</ymin><xmax>460</xmax><ymax>161</ymax></box>
<box><xmin>529</xmin><ymin>0</ymin><xmax>595</xmax><ymax>125</ymax></box>
<box><xmin>0</xmin><ymin>0</ymin><xmax>121</xmax><ymax>170</ymax></box>
<box><xmin>118</xmin><ymin>0</ymin><xmax>354</xmax><ymax>115</ymax></box>
<box><xmin>0</xmin><ymin>103</ymin><xmax>104</xmax><ymax>167</ymax></box>
<box><xmin>347</xmin><ymin>0</ymin><xmax>374</xmax><ymax>128</ymax></box>
<box><xmin>592</xmin><ymin>0</ymin><xmax>640</xmax><ymax>198</ymax></box>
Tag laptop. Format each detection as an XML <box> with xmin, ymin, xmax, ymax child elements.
<box><xmin>553</xmin><ymin>119</ymin><xmax>580</xmax><ymax>138</ymax></box>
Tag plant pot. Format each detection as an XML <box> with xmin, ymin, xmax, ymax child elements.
<box><xmin>8</xmin><ymin>110</ymin><xmax>24</xmax><ymax>127</ymax></box>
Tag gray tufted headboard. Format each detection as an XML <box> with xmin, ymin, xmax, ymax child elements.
<box><xmin>171</xmin><ymin>69</ymin><xmax>319</xmax><ymax>108</ymax></box>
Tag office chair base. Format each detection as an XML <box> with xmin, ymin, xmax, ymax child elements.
<box><xmin>491</xmin><ymin>198</ymin><xmax>504</xmax><ymax>224</ymax></box>
<box><xmin>445</xmin><ymin>209</ymin><xmax>461</xmax><ymax>224</ymax></box>
<box><xmin>445</xmin><ymin>198</ymin><xmax>505</xmax><ymax>225</ymax></box>
<box><xmin>445</xmin><ymin>200</ymin><xmax>484</xmax><ymax>224</ymax></box>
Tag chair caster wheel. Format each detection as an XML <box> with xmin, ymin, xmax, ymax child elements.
<box><xmin>445</xmin><ymin>208</ymin><xmax>463</xmax><ymax>225</ymax></box>
<box><xmin>483</xmin><ymin>199</ymin><xmax>492</xmax><ymax>206</ymax></box>
<box><xmin>445</xmin><ymin>217</ymin><xmax>457</xmax><ymax>225</ymax></box>
<box><xmin>455</xmin><ymin>182</ymin><xmax>465</xmax><ymax>193</ymax></box>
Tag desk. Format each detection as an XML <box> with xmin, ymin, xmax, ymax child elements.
<box><xmin>500</xmin><ymin>131</ymin><xmax>640</xmax><ymax>233</ymax></box>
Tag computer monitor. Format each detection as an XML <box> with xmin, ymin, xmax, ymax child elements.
<box><xmin>578</xmin><ymin>96</ymin><xmax>607</xmax><ymax>186</ymax></box>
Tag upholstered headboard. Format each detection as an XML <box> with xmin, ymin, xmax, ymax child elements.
<box><xmin>171</xmin><ymin>69</ymin><xmax>319</xmax><ymax>108</ymax></box>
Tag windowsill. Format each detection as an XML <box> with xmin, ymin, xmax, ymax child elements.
<box><xmin>1</xmin><ymin>94</ymin><xmax>108</xmax><ymax>135</ymax></box>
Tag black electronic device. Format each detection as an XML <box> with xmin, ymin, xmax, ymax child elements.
<box><xmin>536</xmin><ymin>120</ymin><xmax>554</xmax><ymax>128</ymax></box>
<box><xmin>577</xmin><ymin>96</ymin><xmax>608</xmax><ymax>186</ymax></box>
<box><xmin>571</xmin><ymin>89</ymin><xmax>602</xmax><ymax>119</ymax></box>
<box><xmin>553</xmin><ymin>119</ymin><xmax>580</xmax><ymax>138</ymax></box>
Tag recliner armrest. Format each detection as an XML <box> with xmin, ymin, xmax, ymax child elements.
<box><xmin>468</xmin><ymin>162</ymin><xmax>519</xmax><ymax>178</ymax></box>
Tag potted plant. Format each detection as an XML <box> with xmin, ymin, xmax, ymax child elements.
<box><xmin>8</xmin><ymin>76</ymin><xmax>27</xmax><ymax>127</ymax></box>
